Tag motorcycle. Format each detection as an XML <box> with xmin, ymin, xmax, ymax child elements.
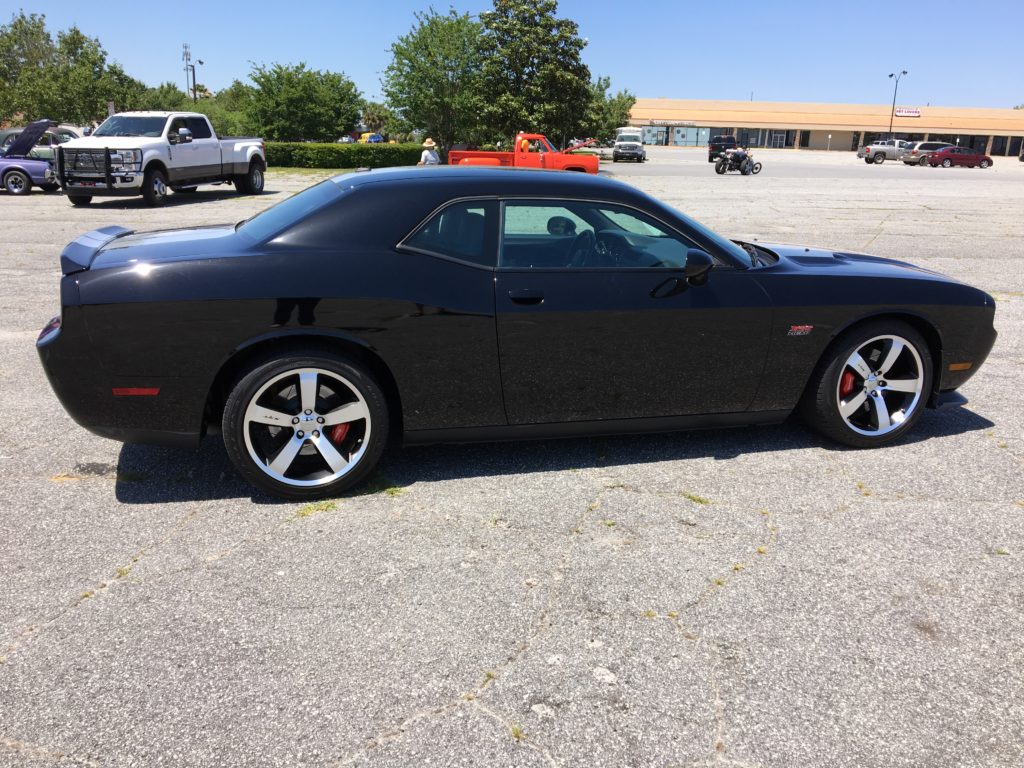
<box><xmin>714</xmin><ymin>148</ymin><xmax>762</xmax><ymax>175</ymax></box>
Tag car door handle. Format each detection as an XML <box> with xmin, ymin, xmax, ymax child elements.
<box><xmin>650</xmin><ymin>277</ymin><xmax>687</xmax><ymax>298</ymax></box>
<box><xmin>508</xmin><ymin>289</ymin><xmax>544</xmax><ymax>305</ymax></box>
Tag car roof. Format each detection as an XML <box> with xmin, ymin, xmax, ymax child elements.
<box><xmin>331</xmin><ymin>166</ymin><xmax>642</xmax><ymax>199</ymax></box>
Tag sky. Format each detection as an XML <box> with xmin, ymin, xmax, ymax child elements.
<box><xmin>4</xmin><ymin>0</ymin><xmax>1022</xmax><ymax>109</ymax></box>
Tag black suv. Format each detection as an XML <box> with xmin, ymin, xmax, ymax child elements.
<box><xmin>708</xmin><ymin>135</ymin><xmax>737</xmax><ymax>162</ymax></box>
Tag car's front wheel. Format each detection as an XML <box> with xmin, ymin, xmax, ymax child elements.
<box><xmin>222</xmin><ymin>351</ymin><xmax>389</xmax><ymax>499</ymax></box>
<box><xmin>800</xmin><ymin>321</ymin><xmax>932</xmax><ymax>448</ymax></box>
<box><xmin>142</xmin><ymin>167</ymin><xmax>168</xmax><ymax>206</ymax></box>
<box><xmin>979</xmin><ymin>159</ymin><xmax>990</xmax><ymax>169</ymax></box>
<box><xmin>942</xmin><ymin>159</ymin><xmax>953</xmax><ymax>168</ymax></box>
<box><xmin>3</xmin><ymin>170</ymin><xmax>31</xmax><ymax>195</ymax></box>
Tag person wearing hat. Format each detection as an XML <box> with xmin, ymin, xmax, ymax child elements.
<box><xmin>418</xmin><ymin>138</ymin><xmax>440</xmax><ymax>166</ymax></box>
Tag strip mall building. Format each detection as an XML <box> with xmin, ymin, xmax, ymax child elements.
<box><xmin>628</xmin><ymin>99</ymin><xmax>1024</xmax><ymax>156</ymax></box>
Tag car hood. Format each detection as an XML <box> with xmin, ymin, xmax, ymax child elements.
<box><xmin>62</xmin><ymin>135</ymin><xmax>161</xmax><ymax>150</ymax></box>
<box><xmin>4</xmin><ymin>118</ymin><xmax>54</xmax><ymax>158</ymax></box>
<box><xmin>760</xmin><ymin>242</ymin><xmax>959</xmax><ymax>283</ymax></box>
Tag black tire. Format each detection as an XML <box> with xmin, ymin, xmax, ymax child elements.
<box><xmin>68</xmin><ymin>195</ymin><xmax>92</xmax><ymax>206</ymax></box>
<box><xmin>873</xmin><ymin>153</ymin><xmax>885</xmax><ymax>164</ymax></box>
<box><xmin>142</xmin><ymin>166</ymin><xmax>168</xmax><ymax>206</ymax></box>
<box><xmin>979</xmin><ymin>159</ymin><xmax>990</xmax><ymax>169</ymax></box>
<box><xmin>40</xmin><ymin>182</ymin><xmax>61</xmax><ymax>192</ymax></box>
<box><xmin>172</xmin><ymin>186</ymin><xmax>198</xmax><ymax>193</ymax></box>
<box><xmin>919</xmin><ymin>156</ymin><xmax>929</xmax><ymax>166</ymax></box>
<box><xmin>799</xmin><ymin>320</ymin><xmax>932</xmax><ymax>448</ymax></box>
<box><xmin>222</xmin><ymin>351</ymin><xmax>389</xmax><ymax>499</ymax></box>
<box><xmin>941</xmin><ymin>159</ymin><xmax>952</xmax><ymax>168</ymax></box>
<box><xmin>714</xmin><ymin>159</ymin><xmax>727</xmax><ymax>174</ymax></box>
<box><xmin>863</xmin><ymin>157</ymin><xmax>873</xmax><ymax>164</ymax></box>
<box><xmin>740</xmin><ymin>159</ymin><xmax>753</xmax><ymax>175</ymax></box>
<box><xmin>3</xmin><ymin>170</ymin><xmax>31</xmax><ymax>195</ymax></box>
<box><xmin>752</xmin><ymin>162</ymin><xmax>762</xmax><ymax>174</ymax></box>
<box><xmin>234</xmin><ymin>160</ymin><xmax>265</xmax><ymax>195</ymax></box>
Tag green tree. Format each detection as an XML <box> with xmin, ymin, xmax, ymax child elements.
<box><xmin>140</xmin><ymin>81</ymin><xmax>190</xmax><ymax>111</ymax></box>
<box><xmin>202</xmin><ymin>80</ymin><xmax>255</xmax><ymax>136</ymax></box>
<box><xmin>383</xmin><ymin>9</ymin><xmax>486</xmax><ymax>153</ymax></box>
<box><xmin>361</xmin><ymin>101</ymin><xmax>393</xmax><ymax>133</ymax></box>
<box><xmin>0</xmin><ymin>11</ymin><xmax>51</xmax><ymax>118</ymax></box>
<box><xmin>0</xmin><ymin>11</ymin><xmax>147</xmax><ymax>123</ymax></box>
<box><xmin>583</xmin><ymin>76</ymin><xmax>636</xmax><ymax>141</ymax></box>
<box><xmin>478</xmin><ymin>0</ymin><xmax>592</xmax><ymax>146</ymax></box>
<box><xmin>248</xmin><ymin>62</ymin><xmax>361</xmax><ymax>141</ymax></box>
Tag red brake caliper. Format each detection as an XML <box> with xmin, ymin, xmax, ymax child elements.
<box><xmin>329</xmin><ymin>423</ymin><xmax>350</xmax><ymax>444</ymax></box>
<box><xmin>839</xmin><ymin>369</ymin><xmax>856</xmax><ymax>398</ymax></box>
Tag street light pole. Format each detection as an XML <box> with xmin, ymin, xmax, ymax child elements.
<box><xmin>888</xmin><ymin>70</ymin><xmax>907</xmax><ymax>139</ymax></box>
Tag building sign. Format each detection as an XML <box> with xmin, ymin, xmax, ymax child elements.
<box><xmin>894</xmin><ymin>107</ymin><xmax>921</xmax><ymax>117</ymax></box>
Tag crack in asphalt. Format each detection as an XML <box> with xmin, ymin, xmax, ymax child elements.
<box><xmin>0</xmin><ymin>736</ymin><xmax>100</xmax><ymax>767</ymax></box>
<box><xmin>0</xmin><ymin>507</ymin><xmax>204</xmax><ymax>664</ymax></box>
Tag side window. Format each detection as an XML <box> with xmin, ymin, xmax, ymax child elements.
<box><xmin>403</xmin><ymin>200</ymin><xmax>497</xmax><ymax>268</ymax></box>
<box><xmin>500</xmin><ymin>200</ymin><xmax>692</xmax><ymax>269</ymax></box>
<box><xmin>168</xmin><ymin>117</ymin><xmax>188</xmax><ymax>137</ymax></box>
<box><xmin>186</xmin><ymin>117</ymin><xmax>213</xmax><ymax>139</ymax></box>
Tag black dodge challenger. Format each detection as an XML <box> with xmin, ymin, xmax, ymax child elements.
<box><xmin>37</xmin><ymin>167</ymin><xmax>996</xmax><ymax>498</ymax></box>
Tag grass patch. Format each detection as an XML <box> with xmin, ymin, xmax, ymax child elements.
<box><xmin>295</xmin><ymin>500</ymin><xmax>339</xmax><ymax>519</ymax></box>
<box><xmin>510</xmin><ymin>724</ymin><xmax>525</xmax><ymax>741</ymax></box>
<box><xmin>682</xmin><ymin>491</ymin><xmax>711</xmax><ymax>505</ymax></box>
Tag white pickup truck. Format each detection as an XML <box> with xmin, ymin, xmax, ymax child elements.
<box><xmin>56</xmin><ymin>111</ymin><xmax>266</xmax><ymax>206</ymax></box>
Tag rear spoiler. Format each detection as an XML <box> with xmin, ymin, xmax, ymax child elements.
<box><xmin>60</xmin><ymin>225</ymin><xmax>133</xmax><ymax>275</ymax></box>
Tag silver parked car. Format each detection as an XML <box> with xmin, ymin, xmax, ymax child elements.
<box><xmin>899</xmin><ymin>141</ymin><xmax>954</xmax><ymax>166</ymax></box>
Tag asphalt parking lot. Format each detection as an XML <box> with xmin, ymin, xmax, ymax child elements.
<box><xmin>1</xmin><ymin>148</ymin><xmax>1022</xmax><ymax>767</ymax></box>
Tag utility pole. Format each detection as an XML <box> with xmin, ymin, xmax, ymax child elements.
<box><xmin>183</xmin><ymin>43</ymin><xmax>191</xmax><ymax>97</ymax></box>
<box><xmin>888</xmin><ymin>70</ymin><xmax>907</xmax><ymax>139</ymax></box>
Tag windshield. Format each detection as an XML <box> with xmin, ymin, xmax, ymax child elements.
<box><xmin>93</xmin><ymin>116</ymin><xmax>168</xmax><ymax>138</ymax></box>
<box><xmin>618</xmin><ymin>134</ymin><xmax>641</xmax><ymax>143</ymax></box>
<box><xmin>236</xmin><ymin>180</ymin><xmax>343</xmax><ymax>243</ymax></box>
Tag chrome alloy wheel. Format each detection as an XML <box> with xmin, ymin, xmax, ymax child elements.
<box><xmin>242</xmin><ymin>367</ymin><xmax>371</xmax><ymax>488</ymax></box>
<box><xmin>836</xmin><ymin>334</ymin><xmax>924</xmax><ymax>437</ymax></box>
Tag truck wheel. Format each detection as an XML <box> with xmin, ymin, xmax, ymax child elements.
<box><xmin>68</xmin><ymin>195</ymin><xmax>92</xmax><ymax>206</ymax></box>
<box><xmin>142</xmin><ymin>167</ymin><xmax>168</xmax><ymax>206</ymax></box>
<box><xmin>863</xmin><ymin>157</ymin><xmax>872</xmax><ymax>164</ymax></box>
<box><xmin>235</xmin><ymin>160</ymin><xmax>265</xmax><ymax>195</ymax></box>
<box><xmin>3</xmin><ymin>170</ymin><xmax>31</xmax><ymax>195</ymax></box>
<box><xmin>873</xmin><ymin>153</ymin><xmax>885</xmax><ymax>164</ymax></box>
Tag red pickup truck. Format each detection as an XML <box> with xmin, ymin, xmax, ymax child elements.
<box><xmin>447</xmin><ymin>133</ymin><xmax>599</xmax><ymax>173</ymax></box>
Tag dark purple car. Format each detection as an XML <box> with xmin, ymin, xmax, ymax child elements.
<box><xmin>0</xmin><ymin>119</ymin><xmax>59</xmax><ymax>195</ymax></box>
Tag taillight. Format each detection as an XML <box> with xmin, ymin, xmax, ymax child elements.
<box><xmin>37</xmin><ymin>315</ymin><xmax>61</xmax><ymax>344</ymax></box>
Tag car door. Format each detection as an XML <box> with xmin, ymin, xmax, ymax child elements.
<box><xmin>185</xmin><ymin>117</ymin><xmax>221</xmax><ymax>179</ymax></box>
<box><xmin>494</xmin><ymin>199</ymin><xmax>774</xmax><ymax>425</ymax></box>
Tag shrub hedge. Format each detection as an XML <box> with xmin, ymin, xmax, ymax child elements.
<box><xmin>266</xmin><ymin>142</ymin><xmax>422</xmax><ymax>169</ymax></box>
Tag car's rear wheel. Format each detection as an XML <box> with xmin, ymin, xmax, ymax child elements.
<box><xmin>873</xmin><ymin>153</ymin><xmax>885</xmax><ymax>164</ymax></box>
<box><xmin>919</xmin><ymin>156</ymin><xmax>929</xmax><ymax>166</ymax></box>
<box><xmin>142</xmin><ymin>167</ymin><xmax>168</xmax><ymax>206</ymax></box>
<box><xmin>4</xmin><ymin>170</ymin><xmax>31</xmax><ymax>195</ymax></box>
<box><xmin>234</xmin><ymin>160</ymin><xmax>265</xmax><ymax>195</ymax></box>
<box><xmin>942</xmin><ymin>159</ymin><xmax>952</xmax><ymax>168</ymax></box>
<box><xmin>800</xmin><ymin>321</ymin><xmax>932</xmax><ymax>448</ymax></box>
<box><xmin>222</xmin><ymin>352</ymin><xmax>389</xmax><ymax>499</ymax></box>
<box><xmin>68</xmin><ymin>195</ymin><xmax>92</xmax><ymax>206</ymax></box>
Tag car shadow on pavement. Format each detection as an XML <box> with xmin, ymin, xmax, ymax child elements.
<box><xmin>61</xmin><ymin>188</ymin><xmax>282</xmax><ymax>209</ymax></box>
<box><xmin>113</xmin><ymin>406</ymin><xmax>994</xmax><ymax>504</ymax></box>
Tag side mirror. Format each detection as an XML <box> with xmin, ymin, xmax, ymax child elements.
<box><xmin>176</xmin><ymin>127</ymin><xmax>193</xmax><ymax>144</ymax></box>
<box><xmin>684</xmin><ymin>249</ymin><xmax>714</xmax><ymax>286</ymax></box>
